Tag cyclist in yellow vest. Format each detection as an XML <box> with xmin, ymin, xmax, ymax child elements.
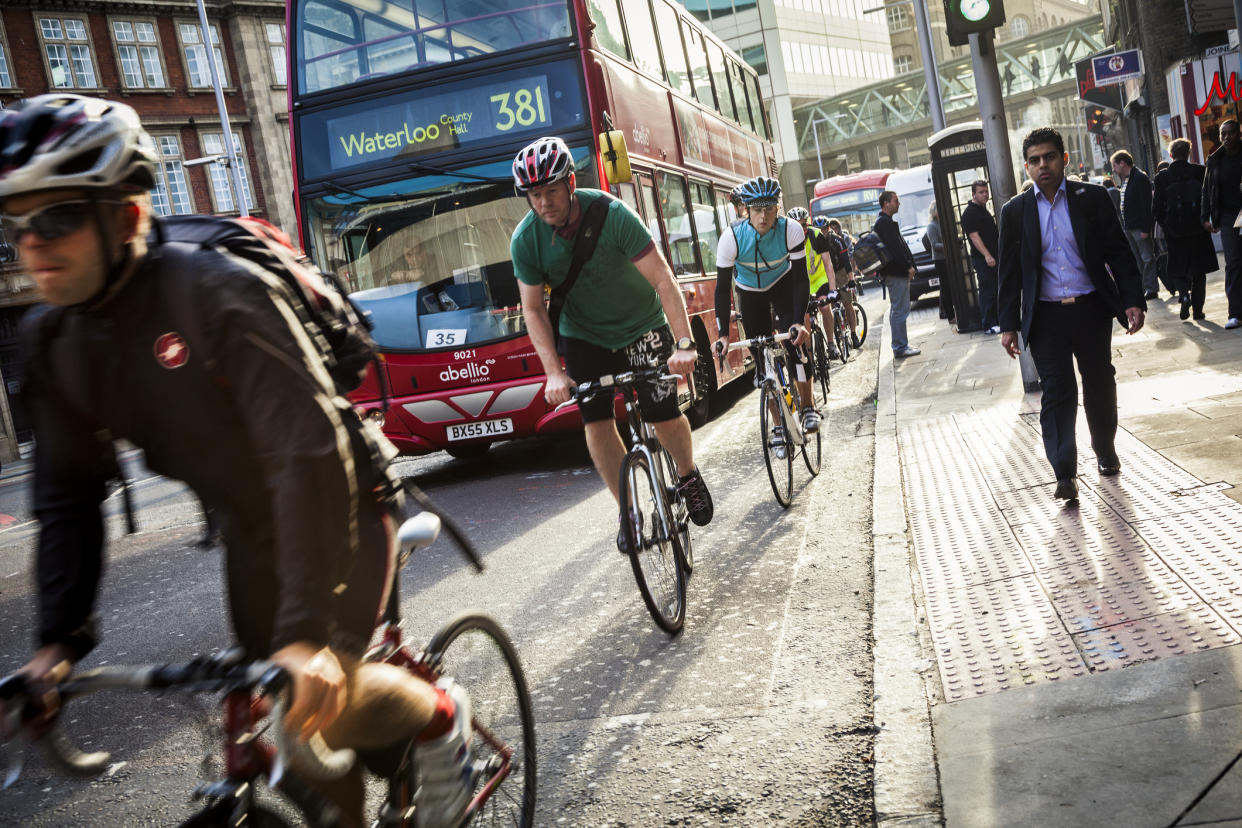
<box><xmin>787</xmin><ymin>208</ymin><xmax>840</xmax><ymax>359</ymax></box>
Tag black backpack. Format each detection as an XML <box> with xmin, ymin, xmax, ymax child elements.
<box><xmin>824</xmin><ymin>231</ymin><xmax>851</xmax><ymax>274</ymax></box>
<box><xmin>852</xmin><ymin>231</ymin><xmax>891</xmax><ymax>274</ymax></box>
<box><xmin>154</xmin><ymin>215</ymin><xmax>380</xmax><ymax>397</ymax></box>
<box><xmin>1163</xmin><ymin>174</ymin><xmax>1204</xmax><ymax>238</ymax></box>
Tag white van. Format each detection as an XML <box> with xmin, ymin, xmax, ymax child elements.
<box><xmin>884</xmin><ymin>165</ymin><xmax>939</xmax><ymax>302</ymax></box>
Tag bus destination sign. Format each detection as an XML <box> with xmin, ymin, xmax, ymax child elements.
<box><xmin>299</xmin><ymin>62</ymin><xmax>583</xmax><ymax>180</ymax></box>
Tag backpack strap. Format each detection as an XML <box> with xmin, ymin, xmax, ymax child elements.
<box><xmin>548</xmin><ymin>193</ymin><xmax>613</xmax><ymax>346</ymax></box>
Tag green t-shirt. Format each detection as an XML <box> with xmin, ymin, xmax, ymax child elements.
<box><xmin>511</xmin><ymin>188</ymin><xmax>667</xmax><ymax>349</ymax></box>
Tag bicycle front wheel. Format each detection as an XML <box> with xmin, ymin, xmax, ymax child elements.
<box><xmin>760</xmin><ymin>384</ymin><xmax>793</xmax><ymax>507</ymax></box>
<box><xmin>423</xmin><ymin>614</ymin><xmax>537</xmax><ymax>828</ymax></box>
<box><xmin>853</xmin><ymin>301</ymin><xmax>869</xmax><ymax>347</ymax></box>
<box><xmin>811</xmin><ymin>327</ymin><xmax>831</xmax><ymax>406</ymax></box>
<box><xmin>660</xmin><ymin>447</ymin><xmax>693</xmax><ymax>576</ymax></box>
<box><xmin>620</xmin><ymin>451</ymin><xmax>687</xmax><ymax>634</ymax></box>
<box><xmin>802</xmin><ymin>413</ymin><xmax>822</xmax><ymax>477</ymax></box>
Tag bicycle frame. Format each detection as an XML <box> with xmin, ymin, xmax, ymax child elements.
<box><xmin>757</xmin><ymin>344</ymin><xmax>805</xmax><ymax>448</ymax></box>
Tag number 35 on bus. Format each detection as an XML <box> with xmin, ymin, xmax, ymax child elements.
<box><xmin>291</xmin><ymin>0</ymin><xmax>776</xmax><ymax>458</ymax></box>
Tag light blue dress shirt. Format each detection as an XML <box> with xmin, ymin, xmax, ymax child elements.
<box><xmin>1036</xmin><ymin>179</ymin><xmax>1095</xmax><ymax>301</ymax></box>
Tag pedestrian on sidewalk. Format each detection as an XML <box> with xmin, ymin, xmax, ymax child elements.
<box><xmin>960</xmin><ymin>180</ymin><xmax>1000</xmax><ymax>334</ymax></box>
<box><xmin>1112</xmin><ymin>150</ymin><xmax>1159</xmax><ymax>300</ymax></box>
<box><xmin>1153</xmin><ymin>138</ymin><xmax>1217</xmax><ymax>321</ymax></box>
<box><xmin>998</xmin><ymin>127</ymin><xmax>1146</xmax><ymax>501</ymax></box>
<box><xmin>1201</xmin><ymin>118</ymin><xmax>1242</xmax><ymax>329</ymax></box>
<box><xmin>873</xmin><ymin>190</ymin><xmax>920</xmax><ymax>358</ymax></box>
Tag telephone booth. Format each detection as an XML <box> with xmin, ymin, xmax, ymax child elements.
<box><xmin>928</xmin><ymin>123</ymin><xmax>991</xmax><ymax>333</ymax></box>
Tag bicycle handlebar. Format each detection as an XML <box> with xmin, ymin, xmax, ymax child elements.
<box><xmin>808</xmin><ymin>291</ymin><xmax>840</xmax><ymax>310</ymax></box>
<box><xmin>724</xmin><ymin>330</ymin><xmax>794</xmax><ymax>352</ymax></box>
<box><xmin>0</xmin><ymin>652</ymin><xmax>356</xmax><ymax>789</ymax></box>
<box><xmin>552</xmin><ymin>367</ymin><xmax>680</xmax><ymax>411</ymax></box>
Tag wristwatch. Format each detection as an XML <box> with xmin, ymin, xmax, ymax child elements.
<box><xmin>675</xmin><ymin>336</ymin><xmax>695</xmax><ymax>351</ymax></box>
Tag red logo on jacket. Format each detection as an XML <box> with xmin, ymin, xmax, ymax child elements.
<box><xmin>154</xmin><ymin>332</ymin><xmax>190</xmax><ymax>369</ymax></box>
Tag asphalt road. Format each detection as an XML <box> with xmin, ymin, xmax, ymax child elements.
<box><xmin>0</xmin><ymin>305</ymin><xmax>882</xmax><ymax>826</ymax></box>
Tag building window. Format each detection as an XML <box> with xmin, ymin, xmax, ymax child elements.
<box><xmin>111</xmin><ymin>20</ymin><xmax>167</xmax><ymax>89</ymax></box>
<box><xmin>38</xmin><ymin>16</ymin><xmax>99</xmax><ymax>89</ymax></box>
<box><xmin>178</xmin><ymin>21</ymin><xmax>227</xmax><ymax>88</ymax></box>
<box><xmin>0</xmin><ymin>23</ymin><xmax>13</xmax><ymax>89</ymax></box>
<box><xmin>266</xmin><ymin>22</ymin><xmax>287</xmax><ymax>86</ymax></box>
<box><xmin>150</xmin><ymin>135</ymin><xmax>193</xmax><ymax>216</ymax></box>
<box><xmin>886</xmin><ymin>4</ymin><xmax>910</xmax><ymax>33</ymax></box>
<box><xmin>1010</xmin><ymin>16</ymin><xmax>1030</xmax><ymax>39</ymax></box>
<box><xmin>893</xmin><ymin>54</ymin><xmax>913</xmax><ymax>74</ymax></box>
<box><xmin>201</xmin><ymin>132</ymin><xmax>255</xmax><ymax>213</ymax></box>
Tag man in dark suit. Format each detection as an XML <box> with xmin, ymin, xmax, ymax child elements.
<box><xmin>1112</xmin><ymin>149</ymin><xmax>1158</xmax><ymax>299</ymax></box>
<box><xmin>998</xmin><ymin>127</ymin><xmax>1146</xmax><ymax>501</ymax></box>
<box><xmin>873</xmin><ymin>190</ymin><xmax>920</xmax><ymax>357</ymax></box>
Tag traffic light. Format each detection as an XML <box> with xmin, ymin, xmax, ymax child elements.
<box><xmin>944</xmin><ymin>0</ymin><xmax>1006</xmax><ymax>47</ymax></box>
<box><xmin>1085</xmin><ymin>105</ymin><xmax>1109</xmax><ymax>135</ymax></box>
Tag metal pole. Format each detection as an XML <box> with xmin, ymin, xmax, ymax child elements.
<box><xmin>913</xmin><ymin>0</ymin><xmax>946</xmax><ymax>132</ymax></box>
<box><xmin>970</xmin><ymin>29</ymin><xmax>1039</xmax><ymax>391</ymax></box>
<box><xmin>812</xmin><ymin>120</ymin><xmax>825</xmax><ymax>180</ymax></box>
<box><xmin>195</xmin><ymin>0</ymin><xmax>248</xmax><ymax>218</ymax></box>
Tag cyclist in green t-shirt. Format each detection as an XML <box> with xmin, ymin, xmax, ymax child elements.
<box><xmin>510</xmin><ymin>137</ymin><xmax>713</xmax><ymax>549</ymax></box>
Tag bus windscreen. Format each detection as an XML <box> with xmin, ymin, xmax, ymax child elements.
<box><xmin>297</xmin><ymin>0</ymin><xmax>573</xmax><ymax>94</ymax></box>
<box><xmin>305</xmin><ymin>147</ymin><xmax>597</xmax><ymax>353</ymax></box>
<box><xmin>297</xmin><ymin>58</ymin><xmax>584</xmax><ymax>181</ymax></box>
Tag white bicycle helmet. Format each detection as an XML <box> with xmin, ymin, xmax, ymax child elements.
<box><xmin>0</xmin><ymin>94</ymin><xmax>156</xmax><ymax>200</ymax></box>
<box><xmin>512</xmin><ymin>136</ymin><xmax>573</xmax><ymax>193</ymax></box>
<box><xmin>786</xmin><ymin>207</ymin><xmax>809</xmax><ymax>223</ymax></box>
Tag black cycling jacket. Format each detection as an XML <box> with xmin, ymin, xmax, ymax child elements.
<box><xmin>21</xmin><ymin>238</ymin><xmax>395</xmax><ymax>659</ymax></box>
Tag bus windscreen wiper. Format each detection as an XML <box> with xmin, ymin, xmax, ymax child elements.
<box><xmin>403</xmin><ymin>158</ymin><xmax>507</xmax><ymax>184</ymax></box>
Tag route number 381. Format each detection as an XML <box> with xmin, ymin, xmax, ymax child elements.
<box><xmin>491</xmin><ymin>86</ymin><xmax>548</xmax><ymax>131</ymax></box>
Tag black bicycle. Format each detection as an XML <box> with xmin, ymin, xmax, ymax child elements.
<box><xmin>725</xmin><ymin>331</ymin><xmax>821</xmax><ymax>507</ymax></box>
<box><xmin>0</xmin><ymin>507</ymin><xmax>536</xmax><ymax>828</ymax></box>
<box><xmin>565</xmin><ymin>367</ymin><xmax>693</xmax><ymax>635</ymax></box>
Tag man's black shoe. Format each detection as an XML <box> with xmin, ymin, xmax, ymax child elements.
<box><xmin>1180</xmin><ymin>294</ymin><xmax>1192</xmax><ymax>320</ymax></box>
<box><xmin>1097</xmin><ymin>455</ymin><xmax>1121</xmax><ymax>476</ymax></box>
<box><xmin>1053</xmin><ymin>478</ymin><xmax>1078</xmax><ymax>500</ymax></box>
<box><xmin>677</xmin><ymin>467</ymin><xmax>714</xmax><ymax>526</ymax></box>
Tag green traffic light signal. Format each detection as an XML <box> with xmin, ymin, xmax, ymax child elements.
<box><xmin>959</xmin><ymin>0</ymin><xmax>992</xmax><ymax>23</ymax></box>
<box><xmin>944</xmin><ymin>0</ymin><xmax>1005</xmax><ymax>47</ymax></box>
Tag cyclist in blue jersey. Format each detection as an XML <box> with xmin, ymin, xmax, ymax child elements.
<box><xmin>712</xmin><ymin>176</ymin><xmax>818</xmax><ymax>435</ymax></box>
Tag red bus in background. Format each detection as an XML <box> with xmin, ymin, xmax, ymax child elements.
<box><xmin>290</xmin><ymin>0</ymin><xmax>774</xmax><ymax>457</ymax></box>
<box><xmin>809</xmin><ymin>169</ymin><xmax>892</xmax><ymax>240</ymax></box>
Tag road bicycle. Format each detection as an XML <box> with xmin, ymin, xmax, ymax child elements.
<box><xmin>725</xmin><ymin>331</ymin><xmax>821</xmax><ymax>507</ymax></box>
<box><xmin>0</xmin><ymin>499</ymin><xmax>536</xmax><ymax>828</ymax></box>
<box><xmin>805</xmin><ymin>297</ymin><xmax>834</xmax><ymax>406</ymax></box>
<box><xmin>563</xmin><ymin>367</ymin><xmax>693</xmax><ymax>636</ymax></box>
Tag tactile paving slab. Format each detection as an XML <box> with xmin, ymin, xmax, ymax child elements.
<box><xmin>1073</xmin><ymin>605</ymin><xmax>1241</xmax><ymax>672</ymax></box>
<box><xmin>902</xmin><ymin>408</ymin><xmax>1242</xmax><ymax>701</ymax></box>
<box><xmin>1037</xmin><ymin>549</ymin><xmax>1199</xmax><ymax>633</ymax></box>
<box><xmin>1132</xmin><ymin>508</ymin><xmax>1242</xmax><ymax>604</ymax></box>
<box><xmin>923</xmin><ymin>574</ymin><xmax>1088</xmax><ymax>701</ymax></box>
<box><xmin>1009</xmin><ymin>488</ymin><xmax>1145</xmax><ymax>571</ymax></box>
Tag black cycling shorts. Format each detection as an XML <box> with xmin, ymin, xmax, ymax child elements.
<box><xmin>562</xmin><ymin>325</ymin><xmax>680</xmax><ymax>424</ymax></box>
<box><xmin>736</xmin><ymin>277</ymin><xmax>806</xmax><ymax>368</ymax></box>
<box><xmin>815</xmin><ymin>282</ymin><xmax>835</xmax><ymax>298</ymax></box>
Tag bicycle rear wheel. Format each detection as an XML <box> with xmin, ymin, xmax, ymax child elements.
<box><xmin>802</xmin><ymin>411</ymin><xmax>822</xmax><ymax>477</ymax></box>
<box><xmin>420</xmin><ymin>614</ymin><xmax>537</xmax><ymax>828</ymax></box>
<box><xmin>760</xmin><ymin>384</ymin><xmax>793</xmax><ymax>507</ymax></box>
<box><xmin>620</xmin><ymin>451</ymin><xmax>687</xmax><ymax>634</ymax></box>
<box><xmin>853</xmin><ymin>301</ymin><xmax>869</xmax><ymax>347</ymax></box>
<box><xmin>811</xmin><ymin>327</ymin><xmax>831</xmax><ymax>405</ymax></box>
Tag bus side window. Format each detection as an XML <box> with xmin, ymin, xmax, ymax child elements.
<box><xmin>656</xmin><ymin>171</ymin><xmax>701</xmax><ymax>277</ymax></box>
<box><xmin>691</xmin><ymin>181</ymin><xmax>720</xmax><ymax>274</ymax></box>
<box><xmin>615</xmin><ymin>182</ymin><xmax>640</xmax><ymax>215</ymax></box>
<box><xmin>635</xmin><ymin>174</ymin><xmax>667</xmax><ymax>264</ymax></box>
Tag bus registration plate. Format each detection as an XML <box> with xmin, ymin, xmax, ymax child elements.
<box><xmin>447</xmin><ymin>418</ymin><xmax>513</xmax><ymax>442</ymax></box>
<box><xmin>928</xmin><ymin>278</ymin><xmax>940</xmax><ymax>287</ymax></box>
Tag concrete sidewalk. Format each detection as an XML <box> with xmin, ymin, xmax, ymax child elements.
<box><xmin>872</xmin><ymin>271</ymin><xmax>1242</xmax><ymax>828</ymax></box>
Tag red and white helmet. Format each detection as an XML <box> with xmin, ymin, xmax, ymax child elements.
<box><xmin>512</xmin><ymin>136</ymin><xmax>573</xmax><ymax>193</ymax></box>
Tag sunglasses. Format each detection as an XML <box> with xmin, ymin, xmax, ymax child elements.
<box><xmin>1</xmin><ymin>200</ymin><xmax>118</xmax><ymax>241</ymax></box>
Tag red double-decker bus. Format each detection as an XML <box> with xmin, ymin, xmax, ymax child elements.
<box><xmin>289</xmin><ymin>0</ymin><xmax>775</xmax><ymax>457</ymax></box>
